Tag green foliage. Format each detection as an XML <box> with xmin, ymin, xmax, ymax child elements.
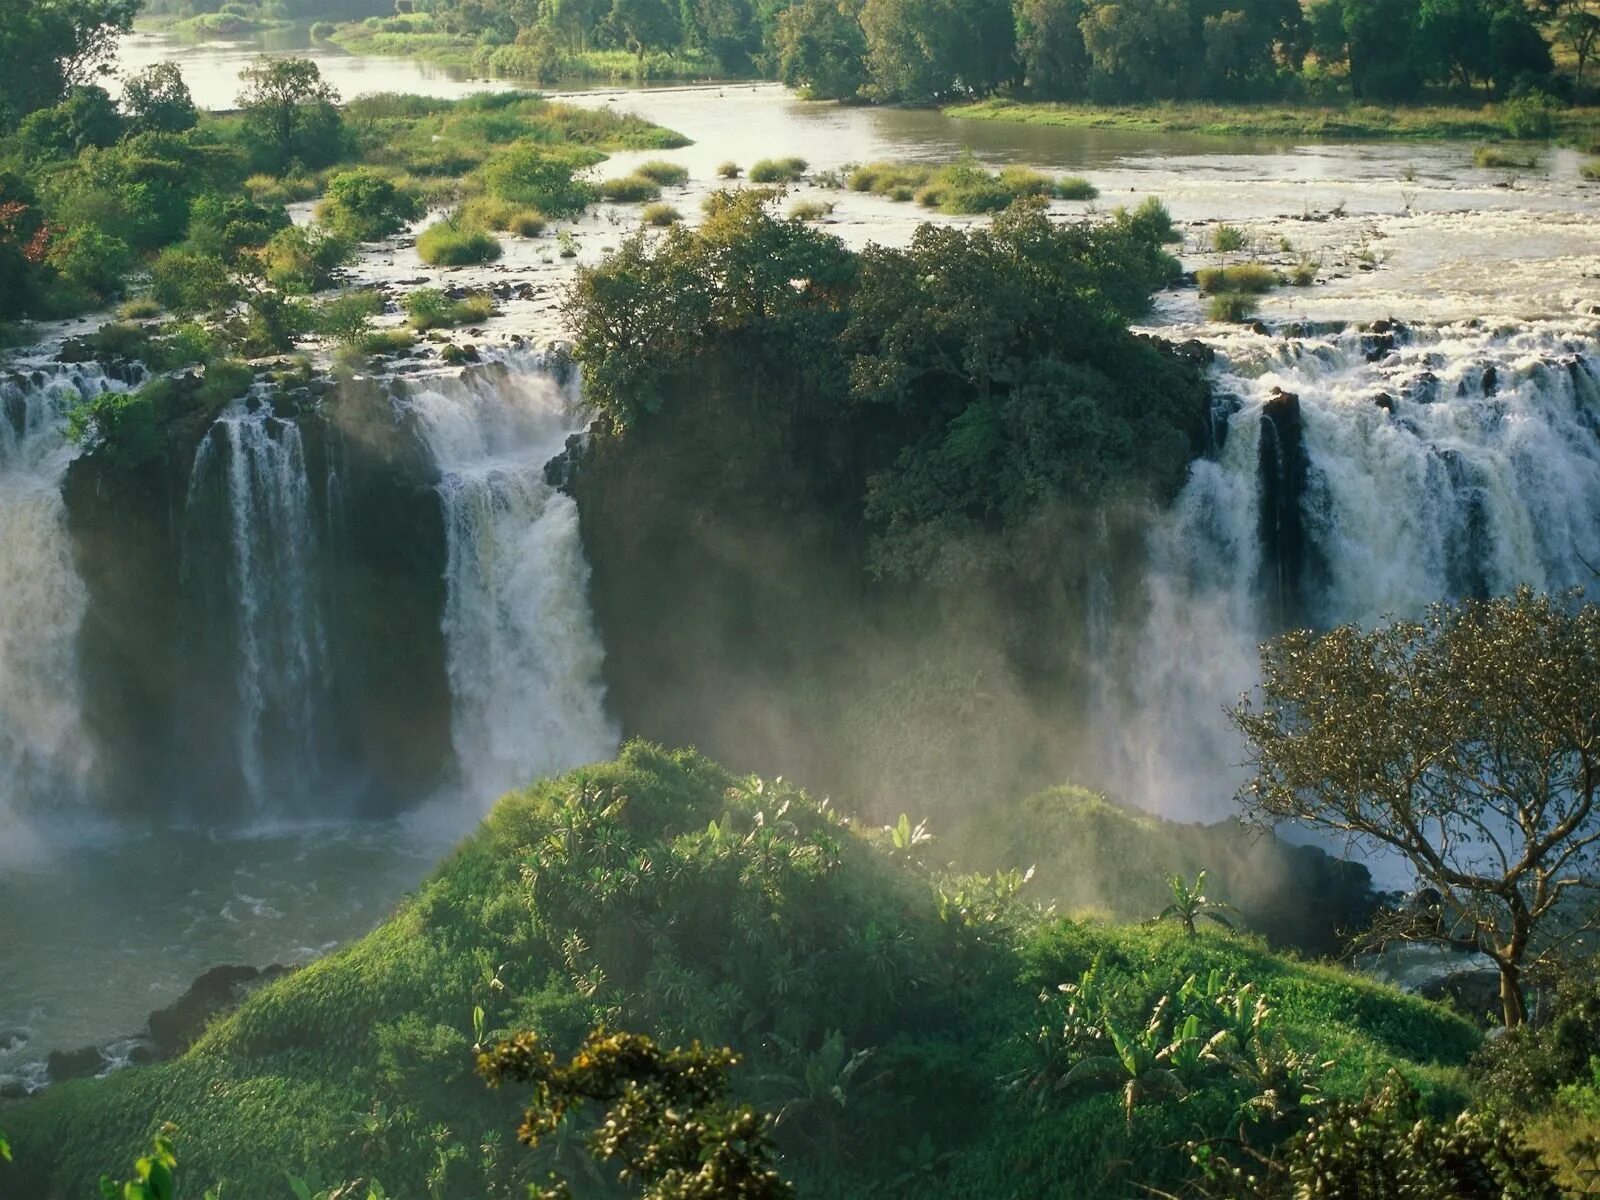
<box><xmin>789</xmin><ymin>199</ymin><xmax>833</xmax><ymax>221</ymax></box>
<box><xmin>46</xmin><ymin>224</ymin><xmax>133</xmax><ymax>297</ymax></box>
<box><xmin>1208</xmin><ymin>291</ymin><xmax>1259</xmax><ymax>322</ymax></box>
<box><xmin>479</xmin><ymin>1029</ymin><xmax>794</xmax><ymax>1200</ymax></box>
<box><xmin>151</xmin><ymin>248</ymin><xmax>240</xmax><ymax>315</ymax></box>
<box><xmin>0</xmin><ymin>0</ymin><xmax>136</xmax><ymax>134</ymax></box>
<box><xmin>641</xmin><ymin>202</ymin><xmax>682</xmax><ymax>226</ymax></box>
<box><xmin>570</xmin><ymin>192</ymin><xmax>1195</xmax><ymax>583</ymax></box>
<box><xmin>717</xmin><ymin>161</ymin><xmax>742</xmax><ymax>179</ymax></box>
<box><xmin>1195</xmin><ymin>263</ymin><xmax>1279</xmax><ymax>293</ymax></box>
<box><xmin>403</xmin><ymin>288</ymin><xmax>496</xmax><ymax>329</ymax></box>
<box><xmin>255</xmin><ymin>225</ymin><xmax>356</xmax><ymax>293</ymax></box>
<box><xmin>748</xmin><ymin>156</ymin><xmax>808</xmax><ymax>183</ymax></box>
<box><xmin>1504</xmin><ymin>90</ymin><xmax>1560</xmax><ymax>138</ymax></box>
<box><xmin>1208</xmin><ymin>222</ymin><xmax>1248</xmax><ymax>253</ymax></box>
<box><xmin>316</xmin><ymin>289</ymin><xmax>385</xmax><ymax>347</ymax></box>
<box><xmin>99</xmin><ymin>1129</ymin><xmax>178</xmax><ymax>1200</ymax></box>
<box><xmin>16</xmin><ymin>85</ymin><xmax>124</xmax><ymax>162</ymax></box>
<box><xmin>317</xmin><ymin>168</ymin><xmax>424</xmax><ymax>241</ymax></box>
<box><xmin>634</xmin><ymin>159</ymin><xmax>689</xmax><ymax>186</ymax></box>
<box><xmin>121</xmin><ymin>63</ymin><xmax>199</xmax><ymax>136</ymax></box>
<box><xmin>1233</xmin><ymin>588</ymin><xmax>1600</xmax><ymax>1029</ymax></box>
<box><xmin>69</xmin><ymin>359</ymin><xmax>252</xmax><ymax>471</ymax></box>
<box><xmin>186</xmin><ymin>192</ymin><xmax>291</xmax><ymax>262</ymax></box>
<box><xmin>416</xmin><ymin>220</ymin><xmax>504</xmax><ymax>265</ymax></box>
<box><xmin>601</xmin><ymin>173</ymin><xmax>664</xmax><ymax>201</ymax></box>
<box><xmin>477</xmin><ymin>142</ymin><xmax>601</xmax><ymax>216</ymax></box>
<box><xmin>237</xmin><ymin>56</ymin><xmax>345</xmax><ymax>173</ymax></box>
<box><xmin>1474</xmin><ymin>144</ymin><xmax>1537</xmax><ymax>167</ymax></box>
<box><xmin>1154</xmin><ymin>872</ymin><xmax>1238</xmax><ymax>937</ymax></box>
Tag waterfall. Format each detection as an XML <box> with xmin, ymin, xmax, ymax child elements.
<box><xmin>400</xmin><ymin>355</ymin><xmax>617</xmax><ymax>803</ymax></box>
<box><xmin>1097</xmin><ymin>321</ymin><xmax>1600</xmax><ymax>819</ymax></box>
<box><xmin>0</xmin><ymin>364</ymin><xmax>129</xmax><ymax>838</ymax></box>
<box><xmin>184</xmin><ymin>400</ymin><xmax>330</xmax><ymax>809</ymax></box>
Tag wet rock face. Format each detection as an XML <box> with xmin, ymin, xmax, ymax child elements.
<box><xmin>146</xmin><ymin>964</ymin><xmax>291</xmax><ymax>1058</ymax></box>
<box><xmin>63</xmin><ymin>371</ymin><xmax>455</xmax><ymax>820</ymax></box>
<box><xmin>45</xmin><ymin>1044</ymin><xmax>104</xmax><ymax>1084</ymax></box>
<box><xmin>1258</xmin><ymin>387</ymin><xmax>1311</xmax><ymax>630</ymax></box>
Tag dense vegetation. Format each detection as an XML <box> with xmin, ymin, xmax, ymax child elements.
<box><xmin>571</xmin><ymin>189</ymin><xmax>1201</xmax><ymax>583</ymax></box>
<box><xmin>0</xmin><ymin>743</ymin><xmax>1500</xmax><ymax>1199</ymax></box>
<box><xmin>290</xmin><ymin>0</ymin><xmax>1600</xmax><ymax>109</ymax></box>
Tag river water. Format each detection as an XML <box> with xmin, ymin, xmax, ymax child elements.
<box><xmin>2</xmin><ymin>30</ymin><xmax>1597</xmax><ymax>1090</ymax></box>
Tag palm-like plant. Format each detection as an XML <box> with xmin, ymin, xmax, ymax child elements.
<box><xmin>1061</xmin><ymin>998</ymin><xmax>1191</xmax><ymax>1122</ymax></box>
<box><xmin>1155</xmin><ymin>870</ymin><xmax>1237</xmax><ymax>936</ymax></box>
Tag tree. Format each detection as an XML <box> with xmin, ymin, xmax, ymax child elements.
<box><xmin>122</xmin><ymin>63</ymin><xmax>199</xmax><ymax>135</ymax></box>
<box><xmin>775</xmin><ymin>0</ymin><xmax>871</xmax><ymax>100</ymax></box>
<box><xmin>0</xmin><ymin>0</ymin><xmax>138</xmax><ymax>131</ymax></box>
<box><xmin>1551</xmin><ymin>0</ymin><xmax>1600</xmax><ymax>86</ymax></box>
<box><xmin>317</xmin><ymin>168</ymin><xmax>423</xmax><ymax>241</ymax></box>
<box><xmin>478</xmin><ymin>1028</ymin><xmax>795</xmax><ymax>1200</ymax></box>
<box><xmin>237</xmin><ymin>56</ymin><xmax>344</xmax><ymax>173</ymax></box>
<box><xmin>1338</xmin><ymin>0</ymin><xmax>1424</xmax><ymax>99</ymax></box>
<box><xmin>1231</xmin><ymin>588</ymin><xmax>1600</xmax><ymax>1027</ymax></box>
<box><xmin>1014</xmin><ymin>0</ymin><xmax>1089</xmax><ymax>97</ymax></box>
<box><xmin>15</xmin><ymin>85</ymin><xmax>123</xmax><ymax>162</ymax></box>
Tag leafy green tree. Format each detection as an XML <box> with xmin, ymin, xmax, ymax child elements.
<box><xmin>186</xmin><ymin>191</ymin><xmax>290</xmax><ymax>262</ymax></box>
<box><xmin>318</xmin><ymin>168</ymin><xmax>424</xmax><ymax>241</ymax></box>
<box><xmin>15</xmin><ymin>85</ymin><xmax>123</xmax><ymax>162</ymax></box>
<box><xmin>121</xmin><ymin>63</ymin><xmax>199</xmax><ymax>135</ymax></box>
<box><xmin>1014</xmin><ymin>0</ymin><xmax>1089</xmax><ymax>97</ymax></box>
<box><xmin>479</xmin><ymin>144</ymin><xmax>598</xmax><ymax>216</ymax></box>
<box><xmin>1338</xmin><ymin>0</ymin><xmax>1424</xmax><ymax>99</ymax></box>
<box><xmin>151</xmin><ymin>247</ymin><xmax>240</xmax><ymax>315</ymax></box>
<box><xmin>237</xmin><ymin>56</ymin><xmax>344</xmax><ymax>173</ymax></box>
<box><xmin>859</xmin><ymin>0</ymin><xmax>1015</xmax><ymax>100</ymax></box>
<box><xmin>775</xmin><ymin>0</ymin><xmax>871</xmax><ymax>99</ymax></box>
<box><xmin>0</xmin><ymin>0</ymin><xmax>138</xmax><ymax>131</ymax></box>
<box><xmin>1078</xmin><ymin>0</ymin><xmax>1194</xmax><ymax>99</ymax></box>
<box><xmin>479</xmin><ymin>1028</ymin><xmax>795</xmax><ymax>1200</ymax></box>
<box><xmin>608</xmin><ymin>0</ymin><xmax>684</xmax><ymax>64</ymax></box>
<box><xmin>1231</xmin><ymin>588</ymin><xmax>1600</xmax><ymax>1027</ymax></box>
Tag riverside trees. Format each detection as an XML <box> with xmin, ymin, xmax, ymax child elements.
<box><xmin>1231</xmin><ymin>588</ymin><xmax>1600</xmax><ymax>1027</ymax></box>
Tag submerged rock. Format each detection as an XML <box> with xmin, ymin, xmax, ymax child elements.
<box><xmin>147</xmin><ymin>964</ymin><xmax>291</xmax><ymax>1058</ymax></box>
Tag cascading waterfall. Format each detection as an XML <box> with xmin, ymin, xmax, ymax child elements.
<box><xmin>1096</xmin><ymin>321</ymin><xmax>1600</xmax><ymax>819</ymax></box>
<box><xmin>0</xmin><ymin>364</ymin><xmax>130</xmax><ymax>841</ymax></box>
<box><xmin>184</xmin><ymin>399</ymin><xmax>330</xmax><ymax>809</ymax></box>
<box><xmin>401</xmin><ymin>355</ymin><xmax>617</xmax><ymax>803</ymax></box>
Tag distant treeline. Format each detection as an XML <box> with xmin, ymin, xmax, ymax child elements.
<box><xmin>398</xmin><ymin>0</ymin><xmax>1595</xmax><ymax>102</ymax></box>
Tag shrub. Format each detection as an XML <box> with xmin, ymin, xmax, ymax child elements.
<box><xmin>507</xmin><ymin>210</ymin><xmax>546</xmax><ymax>236</ymax></box>
<box><xmin>1053</xmin><ymin>176</ymin><xmax>1099</xmax><ymax>200</ymax></box>
<box><xmin>460</xmin><ymin>195</ymin><xmax>521</xmax><ymax>230</ymax></box>
<box><xmin>1208</xmin><ymin>292</ymin><xmax>1259</xmax><ymax>323</ymax></box>
<box><xmin>1209</xmin><ymin>223</ymin><xmax>1248</xmax><ymax>253</ymax></box>
<box><xmin>478</xmin><ymin>143</ymin><xmax>598</xmax><ymax>217</ymax></box>
<box><xmin>1116</xmin><ymin>196</ymin><xmax>1182</xmax><ymax>244</ymax></box>
<box><xmin>995</xmin><ymin>166</ymin><xmax>1054</xmax><ymax>197</ymax></box>
<box><xmin>1584</xmin><ymin>159</ymin><xmax>1600</xmax><ymax>181</ymax></box>
<box><xmin>309</xmin><ymin>20</ymin><xmax>336</xmax><ymax>38</ymax></box>
<box><xmin>317</xmin><ymin>168</ymin><xmax>423</xmax><ymax>240</ymax></box>
<box><xmin>1195</xmin><ymin>263</ymin><xmax>1279</xmax><ymax>294</ymax></box>
<box><xmin>151</xmin><ymin>247</ymin><xmax>239</xmax><ymax>314</ymax></box>
<box><xmin>640</xmin><ymin>202</ymin><xmax>681</xmax><ymax>226</ymax></box>
<box><xmin>600</xmin><ymin>174</ymin><xmax>662</xmax><ymax>202</ymax></box>
<box><xmin>46</xmin><ymin>226</ymin><xmax>134</xmax><ymax>297</ymax></box>
<box><xmin>1474</xmin><ymin>145</ymin><xmax>1537</xmax><ymax>169</ymax></box>
<box><xmin>849</xmin><ymin>161</ymin><xmax>932</xmax><ymax>193</ymax></box>
<box><xmin>416</xmin><ymin>220</ymin><xmax>503</xmax><ymax>265</ymax></box>
<box><xmin>407</xmin><ymin>288</ymin><xmax>496</xmax><ymax>329</ymax></box>
<box><xmin>789</xmin><ymin>199</ymin><xmax>833</xmax><ymax>221</ymax></box>
<box><xmin>119</xmin><ymin>295</ymin><xmax>162</xmax><ymax>320</ymax></box>
<box><xmin>188</xmin><ymin>193</ymin><xmax>291</xmax><ymax>261</ymax></box>
<box><xmin>749</xmin><ymin>156</ymin><xmax>807</xmax><ymax>182</ymax></box>
<box><xmin>316</xmin><ymin>289</ymin><xmax>385</xmax><ymax>346</ymax></box>
<box><xmin>716</xmin><ymin>160</ymin><xmax>741</xmax><ymax>178</ymax></box>
<box><xmin>244</xmin><ymin>172</ymin><xmax>321</xmax><ymax>206</ymax></box>
<box><xmin>634</xmin><ymin>160</ymin><xmax>688</xmax><ymax>186</ymax></box>
<box><xmin>1289</xmin><ymin>259</ymin><xmax>1318</xmax><ymax>287</ymax></box>
<box><xmin>1503</xmin><ymin>91</ymin><xmax>1558</xmax><ymax>140</ymax></box>
<box><xmin>257</xmin><ymin>225</ymin><xmax>355</xmax><ymax>293</ymax></box>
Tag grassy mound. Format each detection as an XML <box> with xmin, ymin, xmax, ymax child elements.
<box><xmin>1</xmin><ymin>744</ymin><xmax>1477</xmax><ymax>1200</ymax></box>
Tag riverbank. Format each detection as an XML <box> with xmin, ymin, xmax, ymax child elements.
<box><xmin>946</xmin><ymin>96</ymin><xmax>1600</xmax><ymax>143</ymax></box>
<box><xmin>327</xmin><ymin>18</ymin><xmax>727</xmax><ymax>84</ymax></box>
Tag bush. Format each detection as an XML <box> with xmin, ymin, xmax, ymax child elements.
<box><xmin>1115</xmin><ymin>196</ymin><xmax>1182</xmax><ymax>244</ymax></box>
<box><xmin>749</xmin><ymin>156</ymin><xmax>807</xmax><ymax>182</ymax></box>
<box><xmin>849</xmin><ymin>161</ymin><xmax>931</xmax><ymax>194</ymax></box>
<box><xmin>244</xmin><ymin>172</ymin><xmax>322</xmax><ymax>206</ymax></box>
<box><xmin>1503</xmin><ymin>91</ymin><xmax>1558</xmax><ymax>140</ymax></box>
<box><xmin>1208</xmin><ymin>223</ymin><xmax>1248</xmax><ymax>253</ymax></box>
<box><xmin>187</xmin><ymin>192</ymin><xmax>290</xmax><ymax>261</ymax></box>
<box><xmin>1289</xmin><ymin>258</ymin><xmax>1318</xmax><ymax>287</ymax></box>
<box><xmin>478</xmin><ymin>143</ymin><xmax>598</xmax><ymax>217</ymax></box>
<box><xmin>316</xmin><ymin>289</ymin><xmax>385</xmax><ymax>346</ymax></box>
<box><xmin>640</xmin><ymin>202</ymin><xmax>681</xmax><ymax>226</ymax></box>
<box><xmin>404</xmin><ymin>288</ymin><xmax>495</xmax><ymax>329</ymax></box>
<box><xmin>46</xmin><ymin>226</ymin><xmax>134</xmax><ymax>297</ymax></box>
<box><xmin>416</xmin><ymin>220</ymin><xmax>503</xmax><ymax>265</ymax></box>
<box><xmin>119</xmin><ymin>296</ymin><xmax>163</xmax><ymax>320</ymax></box>
<box><xmin>600</xmin><ymin>174</ymin><xmax>662</xmax><ymax>202</ymax></box>
<box><xmin>716</xmin><ymin>160</ymin><xmax>741</xmax><ymax>178</ymax></box>
<box><xmin>995</xmin><ymin>166</ymin><xmax>1054</xmax><ymax>197</ymax></box>
<box><xmin>151</xmin><ymin>247</ymin><xmax>239</xmax><ymax>314</ymax></box>
<box><xmin>317</xmin><ymin>168</ymin><xmax>423</xmax><ymax>240</ymax></box>
<box><xmin>1195</xmin><ymin>263</ymin><xmax>1279</xmax><ymax>294</ymax></box>
<box><xmin>1208</xmin><ymin>292</ymin><xmax>1260</xmax><ymax>323</ymax></box>
<box><xmin>1584</xmin><ymin>159</ymin><xmax>1600</xmax><ymax>181</ymax></box>
<box><xmin>1474</xmin><ymin>145</ymin><xmax>1537</xmax><ymax>169</ymax></box>
<box><xmin>506</xmin><ymin>210</ymin><xmax>545</xmax><ymax>236</ymax></box>
<box><xmin>634</xmin><ymin>160</ymin><xmax>689</xmax><ymax>186</ymax></box>
<box><xmin>789</xmin><ymin>199</ymin><xmax>833</xmax><ymax>221</ymax></box>
<box><xmin>309</xmin><ymin>20</ymin><xmax>336</xmax><ymax>39</ymax></box>
<box><xmin>1053</xmin><ymin>176</ymin><xmax>1099</xmax><ymax>200</ymax></box>
<box><xmin>257</xmin><ymin>225</ymin><xmax>355</xmax><ymax>293</ymax></box>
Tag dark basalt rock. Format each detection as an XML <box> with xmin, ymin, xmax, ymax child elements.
<box><xmin>46</xmin><ymin>1044</ymin><xmax>104</xmax><ymax>1083</ymax></box>
<box><xmin>1419</xmin><ymin>969</ymin><xmax>1504</xmax><ymax>1025</ymax></box>
<box><xmin>1374</xmin><ymin>392</ymin><xmax>1396</xmax><ymax>413</ymax></box>
<box><xmin>147</xmin><ymin>964</ymin><xmax>290</xmax><ymax>1058</ymax></box>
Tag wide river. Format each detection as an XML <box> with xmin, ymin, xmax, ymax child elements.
<box><xmin>2</xmin><ymin>28</ymin><xmax>1595</xmax><ymax>1093</ymax></box>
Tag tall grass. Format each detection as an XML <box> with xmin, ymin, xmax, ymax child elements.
<box><xmin>416</xmin><ymin>221</ymin><xmax>502</xmax><ymax>266</ymax></box>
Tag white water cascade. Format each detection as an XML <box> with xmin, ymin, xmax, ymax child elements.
<box><xmin>185</xmin><ymin>402</ymin><xmax>330</xmax><ymax>808</ymax></box>
<box><xmin>0</xmin><ymin>364</ymin><xmax>130</xmax><ymax>843</ymax></box>
<box><xmin>1096</xmin><ymin>320</ymin><xmax>1600</xmax><ymax>820</ymax></box>
<box><xmin>401</xmin><ymin>355</ymin><xmax>617</xmax><ymax>803</ymax></box>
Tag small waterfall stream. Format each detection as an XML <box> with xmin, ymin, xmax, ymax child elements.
<box><xmin>0</xmin><ymin>364</ymin><xmax>130</xmax><ymax>841</ymax></box>
<box><xmin>184</xmin><ymin>401</ymin><xmax>331</xmax><ymax>809</ymax></box>
<box><xmin>1093</xmin><ymin>321</ymin><xmax>1600</xmax><ymax>819</ymax></box>
<box><xmin>400</xmin><ymin>355</ymin><xmax>618</xmax><ymax>803</ymax></box>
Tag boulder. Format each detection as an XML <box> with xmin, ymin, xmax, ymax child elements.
<box><xmin>146</xmin><ymin>964</ymin><xmax>289</xmax><ymax>1058</ymax></box>
<box><xmin>46</xmin><ymin>1044</ymin><xmax>103</xmax><ymax>1083</ymax></box>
